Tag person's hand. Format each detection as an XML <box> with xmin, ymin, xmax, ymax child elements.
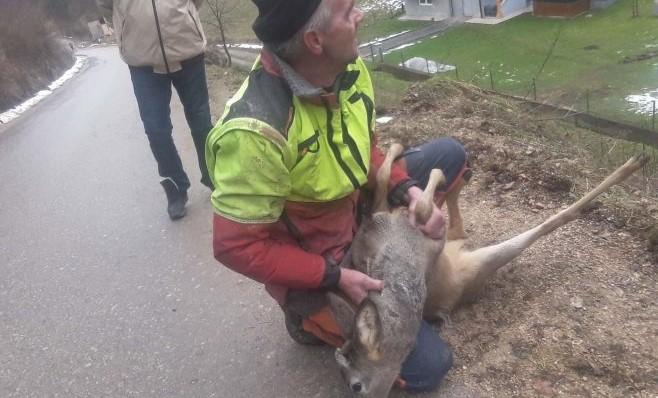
<box><xmin>406</xmin><ymin>186</ymin><xmax>446</xmax><ymax>240</ymax></box>
<box><xmin>338</xmin><ymin>268</ymin><xmax>384</xmax><ymax>305</ymax></box>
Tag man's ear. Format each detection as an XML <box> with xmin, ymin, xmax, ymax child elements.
<box><xmin>302</xmin><ymin>30</ymin><xmax>323</xmax><ymax>56</ymax></box>
<box><xmin>328</xmin><ymin>291</ymin><xmax>356</xmax><ymax>339</ymax></box>
<box><xmin>355</xmin><ymin>298</ymin><xmax>382</xmax><ymax>361</ymax></box>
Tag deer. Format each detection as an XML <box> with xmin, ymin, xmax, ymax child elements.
<box><xmin>326</xmin><ymin>142</ymin><xmax>648</xmax><ymax>397</ymax></box>
<box><xmin>423</xmin><ymin>153</ymin><xmax>648</xmax><ymax>321</ymax></box>
<box><xmin>327</xmin><ymin>143</ymin><xmax>446</xmax><ymax>397</ymax></box>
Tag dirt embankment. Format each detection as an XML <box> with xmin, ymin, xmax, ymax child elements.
<box><xmin>377</xmin><ymin>80</ymin><xmax>657</xmax><ymax>398</ymax></box>
<box><xmin>0</xmin><ymin>2</ymin><xmax>75</xmax><ymax>112</ymax></box>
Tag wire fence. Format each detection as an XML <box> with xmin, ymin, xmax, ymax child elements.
<box><xmin>369</xmin><ymin>46</ymin><xmax>658</xmax><ymax>185</ymax></box>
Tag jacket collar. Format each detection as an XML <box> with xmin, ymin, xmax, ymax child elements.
<box><xmin>260</xmin><ymin>49</ymin><xmax>361</xmax><ymax>108</ymax></box>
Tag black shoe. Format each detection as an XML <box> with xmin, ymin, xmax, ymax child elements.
<box><xmin>283</xmin><ymin>308</ymin><xmax>325</xmax><ymax>346</ymax></box>
<box><xmin>160</xmin><ymin>178</ymin><xmax>188</xmax><ymax>220</ymax></box>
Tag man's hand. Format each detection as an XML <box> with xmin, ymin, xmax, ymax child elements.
<box><xmin>338</xmin><ymin>268</ymin><xmax>384</xmax><ymax>305</ymax></box>
<box><xmin>406</xmin><ymin>186</ymin><xmax>446</xmax><ymax>240</ymax></box>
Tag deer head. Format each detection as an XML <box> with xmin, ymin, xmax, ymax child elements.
<box><xmin>329</xmin><ymin>293</ymin><xmax>403</xmax><ymax>397</ymax></box>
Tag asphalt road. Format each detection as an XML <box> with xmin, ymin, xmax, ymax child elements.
<box><xmin>358</xmin><ymin>18</ymin><xmax>465</xmax><ymax>61</ymax></box>
<box><xmin>0</xmin><ymin>46</ymin><xmax>347</xmax><ymax>398</ymax></box>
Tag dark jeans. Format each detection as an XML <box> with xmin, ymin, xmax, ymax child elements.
<box><xmin>400</xmin><ymin>321</ymin><xmax>454</xmax><ymax>392</ymax></box>
<box><xmin>129</xmin><ymin>53</ymin><xmax>213</xmax><ymax>191</ymax></box>
<box><xmin>403</xmin><ymin>137</ymin><xmax>468</xmax><ymax>192</ymax></box>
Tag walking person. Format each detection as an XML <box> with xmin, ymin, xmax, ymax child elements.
<box><xmin>97</xmin><ymin>0</ymin><xmax>214</xmax><ymax>220</ymax></box>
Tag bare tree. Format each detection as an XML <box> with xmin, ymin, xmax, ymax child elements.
<box><xmin>204</xmin><ymin>0</ymin><xmax>239</xmax><ymax>67</ymax></box>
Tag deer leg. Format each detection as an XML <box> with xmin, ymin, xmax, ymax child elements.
<box><xmin>445</xmin><ymin>177</ymin><xmax>467</xmax><ymax>241</ymax></box>
<box><xmin>414</xmin><ymin>169</ymin><xmax>446</xmax><ymax>225</ymax></box>
<box><xmin>373</xmin><ymin>144</ymin><xmax>404</xmax><ymax>214</ymax></box>
<box><xmin>461</xmin><ymin>155</ymin><xmax>649</xmax><ymax>295</ymax></box>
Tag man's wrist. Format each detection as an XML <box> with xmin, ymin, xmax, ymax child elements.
<box><xmin>320</xmin><ymin>258</ymin><xmax>341</xmax><ymax>288</ymax></box>
<box><xmin>388</xmin><ymin>178</ymin><xmax>420</xmax><ymax>207</ymax></box>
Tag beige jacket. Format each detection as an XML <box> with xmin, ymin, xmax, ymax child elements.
<box><xmin>97</xmin><ymin>0</ymin><xmax>207</xmax><ymax>73</ymax></box>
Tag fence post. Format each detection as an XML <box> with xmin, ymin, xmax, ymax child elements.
<box><xmin>426</xmin><ymin>58</ymin><xmax>430</xmax><ymax>73</ymax></box>
<box><xmin>455</xmin><ymin>66</ymin><xmax>459</xmax><ymax>80</ymax></box>
<box><xmin>489</xmin><ymin>66</ymin><xmax>494</xmax><ymax>90</ymax></box>
<box><xmin>370</xmin><ymin>43</ymin><xmax>375</xmax><ymax>61</ymax></box>
<box><xmin>586</xmin><ymin>90</ymin><xmax>590</xmax><ymax>114</ymax></box>
<box><xmin>532</xmin><ymin>78</ymin><xmax>537</xmax><ymax>101</ymax></box>
<box><xmin>653</xmin><ymin>100</ymin><xmax>656</xmax><ymax>131</ymax></box>
<box><xmin>378</xmin><ymin>46</ymin><xmax>384</xmax><ymax>64</ymax></box>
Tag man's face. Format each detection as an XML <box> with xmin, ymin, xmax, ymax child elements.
<box><xmin>319</xmin><ymin>0</ymin><xmax>364</xmax><ymax>67</ymax></box>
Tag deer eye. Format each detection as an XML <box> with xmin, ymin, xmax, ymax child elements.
<box><xmin>351</xmin><ymin>382</ymin><xmax>362</xmax><ymax>393</ymax></box>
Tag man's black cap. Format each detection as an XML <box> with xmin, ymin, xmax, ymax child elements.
<box><xmin>252</xmin><ymin>0</ymin><xmax>323</xmax><ymax>44</ymax></box>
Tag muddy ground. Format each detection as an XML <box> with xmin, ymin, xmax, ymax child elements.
<box><xmin>207</xmin><ymin>65</ymin><xmax>658</xmax><ymax>398</ymax></box>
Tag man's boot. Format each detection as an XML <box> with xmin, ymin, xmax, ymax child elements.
<box><xmin>160</xmin><ymin>178</ymin><xmax>188</xmax><ymax>220</ymax></box>
<box><xmin>283</xmin><ymin>308</ymin><xmax>324</xmax><ymax>346</ymax></box>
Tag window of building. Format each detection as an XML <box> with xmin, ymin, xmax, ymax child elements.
<box><xmin>419</xmin><ymin>0</ymin><xmax>433</xmax><ymax>4</ymax></box>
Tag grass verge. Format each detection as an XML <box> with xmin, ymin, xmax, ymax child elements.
<box><xmin>381</xmin><ymin>0</ymin><xmax>658</xmax><ymax>127</ymax></box>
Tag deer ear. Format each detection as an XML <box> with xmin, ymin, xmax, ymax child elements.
<box><xmin>356</xmin><ymin>298</ymin><xmax>382</xmax><ymax>361</ymax></box>
<box><xmin>328</xmin><ymin>291</ymin><xmax>356</xmax><ymax>339</ymax></box>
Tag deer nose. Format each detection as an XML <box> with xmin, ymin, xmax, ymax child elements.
<box><xmin>350</xmin><ymin>382</ymin><xmax>362</xmax><ymax>393</ymax></box>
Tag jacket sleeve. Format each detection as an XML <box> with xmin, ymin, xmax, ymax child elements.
<box><xmin>95</xmin><ymin>0</ymin><xmax>113</xmax><ymax>22</ymax></box>
<box><xmin>213</xmin><ymin>215</ymin><xmax>332</xmax><ymax>289</ymax></box>
<box><xmin>207</xmin><ymin>129</ymin><xmax>334</xmax><ymax>289</ymax></box>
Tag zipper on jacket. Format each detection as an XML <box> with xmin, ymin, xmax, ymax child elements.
<box><xmin>188</xmin><ymin>10</ymin><xmax>203</xmax><ymax>41</ymax></box>
<box><xmin>151</xmin><ymin>0</ymin><xmax>171</xmax><ymax>74</ymax></box>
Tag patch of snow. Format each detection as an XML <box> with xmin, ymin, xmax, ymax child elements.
<box><xmin>383</xmin><ymin>41</ymin><xmax>422</xmax><ymax>55</ymax></box>
<box><xmin>376</xmin><ymin>116</ymin><xmax>394</xmax><ymax>124</ymax></box>
<box><xmin>402</xmin><ymin>57</ymin><xmax>455</xmax><ymax>74</ymax></box>
<box><xmin>645</xmin><ymin>44</ymin><xmax>658</xmax><ymax>48</ymax></box>
<box><xmin>360</xmin><ymin>30</ymin><xmax>411</xmax><ymax>47</ymax></box>
<box><xmin>359</xmin><ymin>0</ymin><xmax>404</xmax><ymax>13</ymax></box>
<box><xmin>0</xmin><ymin>55</ymin><xmax>86</xmax><ymax>124</ymax></box>
<box><xmin>625</xmin><ymin>89</ymin><xmax>658</xmax><ymax>115</ymax></box>
<box><xmin>225</xmin><ymin>43</ymin><xmax>263</xmax><ymax>50</ymax></box>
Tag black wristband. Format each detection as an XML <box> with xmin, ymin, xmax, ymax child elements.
<box><xmin>319</xmin><ymin>258</ymin><xmax>341</xmax><ymax>288</ymax></box>
<box><xmin>388</xmin><ymin>178</ymin><xmax>420</xmax><ymax>207</ymax></box>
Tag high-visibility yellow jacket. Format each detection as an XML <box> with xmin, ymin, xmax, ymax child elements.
<box><xmin>206</xmin><ymin>51</ymin><xmax>411</xmax><ymax>303</ymax></box>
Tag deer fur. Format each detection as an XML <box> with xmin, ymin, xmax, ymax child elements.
<box><xmin>423</xmin><ymin>154</ymin><xmax>649</xmax><ymax>320</ymax></box>
<box><xmin>329</xmin><ymin>144</ymin><xmax>446</xmax><ymax>397</ymax></box>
